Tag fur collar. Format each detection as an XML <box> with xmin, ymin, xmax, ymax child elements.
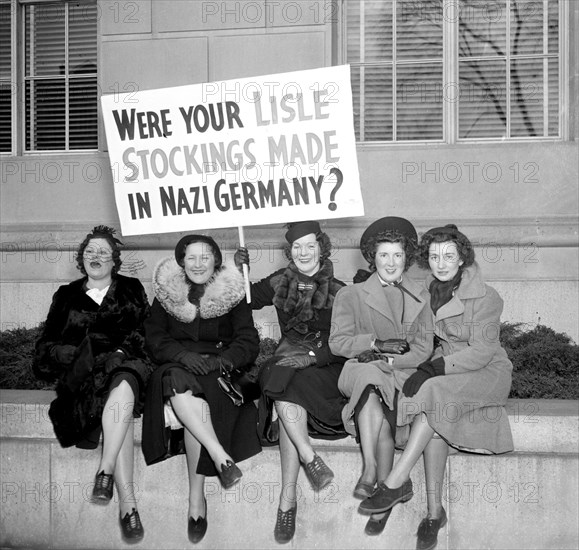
<box><xmin>152</xmin><ymin>256</ymin><xmax>246</xmax><ymax>323</ymax></box>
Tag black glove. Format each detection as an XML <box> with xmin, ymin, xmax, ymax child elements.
<box><xmin>402</xmin><ymin>358</ymin><xmax>445</xmax><ymax>397</ymax></box>
<box><xmin>204</xmin><ymin>355</ymin><xmax>223</xmax><ymax>372</ymax></box>
<box><xmin>357</xmin><ymin>350</ymin><xmax>383</xmax><ymax>363</ymax></box>
<box><xmin>275</xmin><ymin>354</ymin><xmax>316</xmax><ymax>369</ymax></box>
<box><xmin>175</xmin><ymin>350</ymin><xmax>210</xmax><ymax>375</ymax></box>
<box><xmin>375</xmin><ymin>339</ymin><xmax>410</xmax><ymax>354</ymax></box>
<box><xmin>105</xmin><ymin>351</ymin><xmax>125</xmax><ymax>374</ymax></box>
<box><xmin>234</xmin><ymin>247</ymin><xmax>250</xmax><ymax>273</ymax></box>
<box><xmin>50</xmin><ymin>344</ymin><xmax>77</xmax><ymax>365</ymax></box>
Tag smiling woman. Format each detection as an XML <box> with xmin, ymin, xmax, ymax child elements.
<box><xmin>34</xmin><ymin>225</ymin><xmax>152</xmax><ymax>543</ymax></box>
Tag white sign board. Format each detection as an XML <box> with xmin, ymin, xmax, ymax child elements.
<box><xmin>101</xmin><ymin>65</ymin><xmax>363</xmax><ymax>236</ymax></box>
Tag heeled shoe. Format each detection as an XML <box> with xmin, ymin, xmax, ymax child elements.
<box><xmin>188</xmin><ymin>498</ymin><xmax>208</xmax><ymax>544</ymax></box>
<box><xmin>274</xmin><ymin>505</ymin><xmax>297</xmax><ymax>544</ymax></box>
<box><xmin>119</xmin><ymin>508</ymin><xmax>144</xmax><ymax>543</ymax></box>
<box><xmin>353</xmin><ymin>478</ymin><xmax>375</xmax><ymax>499</ymax></box>
<box><xmin>365</xmin><ymin>508</ymin><xmax>393</xmax><ymax>536</ymax></box>
<box><xmin>92</xmin><ymin>470</ymin><xmax>114</xmax><ymax>503</ymax></box>
<box><xmin>218</xmin><ymin>460</ymin><xmax>242</xmax><ymax>489</ymax></box>
<box><xmin>303</xmin><ymin>454</ymin><xmax>334</xmax><ymax>491</ymax></box>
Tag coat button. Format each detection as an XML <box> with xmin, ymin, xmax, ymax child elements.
<box><xmin>216</xmin><ymin>341</ymin><xmax>223</xmax><ymax>349</ymax></box>
<box><xmin>315</xmin><ymin>331</ymin><xmax>321</xmax><ymax>338</ymax></box>
<box><xmin>317</xmin><ymin>342</ymin><xmax>322</xmax><ymax>348</ymax></box>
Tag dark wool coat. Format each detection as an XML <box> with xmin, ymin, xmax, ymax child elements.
<box><xmin>251</xmin><ymin>265</ymin><xmax>349</xmax><ymax>442</ymax></box>
<box><xmin>142</xmin><ymin>257</ymin><xmax>261</xmax><ymax>473</ymax></box>
<box><xmin>397</xmin><ymin>263</ymin><xmax>514</xmax><ymax>453</ymax></box>
<box><xmin>34</xmin><ymin>274</ymin><xmax>152</xmax><ymax>448</ymax></box>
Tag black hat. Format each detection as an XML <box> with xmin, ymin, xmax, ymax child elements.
<box><xmin>174</xmin><ymin>234</ymin><xmax>222</xmax><ymax>269</ymax></box>
<box><xmin>423</xmin><ymin>224</ymin><xmax>461</xmax><ymax>239</ymax></box>
<box><xmin>360</xmin><ymin>217</ymin><xmax>417</xmax><ymax>249</ymax></box>
<box><xmin>360</xmin><ymin>217</ymin><xmax>418</xmax><ymax>265</ymax></box>
<box><xmin>285</xmin><ymin>221</ymin><xmax>321</xmax><ymax>243</ymax></box>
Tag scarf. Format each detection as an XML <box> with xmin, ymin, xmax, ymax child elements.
<box><xmin>272</xmin><ymin>259</ymin><xmax>336</xmax><ymax>333</ymax></box>
<box><xmin>429</xmin><ymin>270</ymin><xmax>463</xmax><ymax>314</ymax></box>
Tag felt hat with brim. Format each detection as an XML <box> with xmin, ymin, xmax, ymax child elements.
<box><xmin>285</xmin><ymin>221</ymin><xmax>321</xmax><ymax>243</ymax></box>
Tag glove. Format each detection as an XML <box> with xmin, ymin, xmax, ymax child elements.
<box><xmin>374</xmin><ymin>339</ymin><xmax>410</xmax><ymax>354</ymax></box>
<box><xmin>234</xmin><ymin>247</ymin><xmax>250</xmax><ymax>273</ymax></box>
<box><xmin>204</xmin><ymin>355</ymin><xmax>223</xmax><ymax>372</ymax></box>
<box><xmin>357</xmin><ymin>350</ymin><xmax>383</xmax><ymax>363</ymax></box>
<box><xmin>175</xmin><ymin>350</ymin><xmax>210</xmax><ymax>375</ymax></box>
<box><xmin>275</xmin><ymin>354</ymin><xmax>316</xmax><ymax>369</ymax></box>
<box><xmin>50</xmin><ymin>344</ymin><xmax>77</xmax><ymax>365</ymax></box>
<box><xmin>402</xmin><ymin>358</ymin><xmax>445</xmax><ymax>397</ymax></box>
<box><xmin>105</xmin><ymin>351</ymin><xmax>125</xmax><ymax>374</ymax></box>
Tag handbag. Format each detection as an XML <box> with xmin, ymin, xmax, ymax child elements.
<box><xmin>217</xmin><ymin>365</ymin><xmax>261</xmax><ymax>406</ymax></box>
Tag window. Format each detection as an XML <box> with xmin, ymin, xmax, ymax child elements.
<box><xmin>1</xmin><ymin>0</ymin><xmax>98</xmax><ymax>153</ymax></box>
<box><xmin>344</xmin><ymin>0</ymin><xmax>563</xmax><ymax>142</ymax></box>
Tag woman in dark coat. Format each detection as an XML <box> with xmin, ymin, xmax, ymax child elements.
<box><xmin>142</xmin><ymin>235</ymin><xmax>261</xmax><ymax>544</ymax></box>
<box><xmin>236</xmin><ymin>220</ymin><xmax>348</xmax><ymax>544</ymax></box>
<box><xmin>34</xmin><ymin>225</ymin><xmax>151</xmax><ymax>543</ymax></box>
<box><xmin>360</xmin><ymin>224</ymin><xmax>514</xmax><ymax>550</ymax></box>
<box><xmin>330</xmin><ymin>217</ymin><xmax>434</xmax><ymax>536</ymax></box>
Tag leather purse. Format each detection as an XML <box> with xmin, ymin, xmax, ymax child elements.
<box><xmin>217</xmin><ymin>365</ymin><xmax>261</xmax><ymax>406</ymax></box>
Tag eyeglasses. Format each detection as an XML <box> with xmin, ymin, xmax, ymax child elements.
<box><xmin>83</xmin><ymin>247</ymin><xmax>113</xmax><ymax>261</ymax></box>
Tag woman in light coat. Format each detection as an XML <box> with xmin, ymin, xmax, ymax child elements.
<box><xmin>359</xmin><ymin>224</ymin><xmax>513</xmax><ymax>550</ymax></box>
<box><xmin>330</xmin><ymin>217</ymin><xmax>434</xmax><ymax>536</ymax></box>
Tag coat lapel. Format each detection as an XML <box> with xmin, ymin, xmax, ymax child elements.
<box><xmin>362</xmin><ymin>273</ymin><xmax>397</xmax><ymax>325</ymax></box>
<box><xmin>400</xmin><ymin>276</ymin><xmax>427</xmax><ymax>324</ymax></box>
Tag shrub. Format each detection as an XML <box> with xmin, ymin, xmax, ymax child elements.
<box><xmin>500</xmin><ymin>323</ymin><xmax>579</xmax><ymax>399</ymax></box>
<box><xmin>1</xmin><ymin>323</ymin><xmax>577</xmax><ymax>399</ymax></box>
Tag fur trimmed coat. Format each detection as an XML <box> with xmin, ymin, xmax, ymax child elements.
<box><xmin>142</xmin><ymin>258</ymin><xmax>262</xmax><ymax>471</ymax></box>
<box><xmin>34</xmin><ymin>274</ymin><xmax>152</xmax><ymax>448</ymax></box>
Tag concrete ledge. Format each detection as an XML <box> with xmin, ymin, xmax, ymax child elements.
<box><xmin>1</xmin><ymin>390</ymin><xmax>578</xmax><ymax>549</ymax></box>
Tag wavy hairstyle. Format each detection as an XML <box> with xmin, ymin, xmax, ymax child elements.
<box><xmin>361</xmin><ymin>229</ymin><xmax>417</xmax><ymax>272</ymax></box>
<box><xmin>282</xmin><ymin>225</ymin><xmax>333</xmax><ymax>264</ymax></box>
<box><xmin>76</xmin><ymin>225</ymin><xmax>123</xmax><ymax>276</ymax></box>
<box><xmin>417</xmin><ymin>224</ymin><xmax>475</xmax><ymax>270</ymax></box>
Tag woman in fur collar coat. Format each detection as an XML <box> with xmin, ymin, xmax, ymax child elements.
<box><xmin>34</xmin><ymin>226</ymin><xmax>151</xmax><ymax>543</ymax></box>
<box><xmin>142</xmin><ymin>234</ymin><xmax>261</xmax><ymax>544</ymax></box>
<box><xmin>330</xmin><ymin>217</ymin><xmax>434</xmax><ymax>536</ymax></box>
<box><xmin>359</xmin><ymin>225</ymin><xmax>513</xmax><ymax>550</ymax></box>
<box><xmin>236</xmin><ymin>220</ymin><xmax>348</xmax><ymax>544</ymax></box>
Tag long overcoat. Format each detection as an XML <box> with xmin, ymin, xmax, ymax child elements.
<box><xmin>330</xmin><ymin>272</ymin><xmax>434</xmax><ymax>434</ymax></box>
<box><xmin>34</xmin><ymin>274</ymin><xmax>152</xmax><ymax>448</ymax></box>
<box><xmin>398</xmin><ymin>263</ymin><xmax>514</xmax><ymax>453</ymax></box>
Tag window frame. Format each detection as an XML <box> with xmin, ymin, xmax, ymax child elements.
<box><xmin>0</xmin><ymin>0</ymin><xmax>99</xmax><ymax>156</ymax></box>
<box><xmin>339</xmin><ymin>0</ymin><xmax>569</xmax><ymax>146</ymax></box>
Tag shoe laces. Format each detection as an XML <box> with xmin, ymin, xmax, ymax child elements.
<box><xmin>95</xmin><ymin>471</ymin><xmax>113</xmax><ymax>490</ymax></box>
<box><xmin>419</xmin><ymin>515</ymin><xmax>441</xmax><ymax>537</ymax></box>
<box><xmin>124</xmin><ymin>509</ymin><xmax>142</xmax><ymax>531</ymax></box>
<box><xmin>307</xmin><ymin>455</ymin><xmax>330</xmax><ymax>477</ymax></box>
<box><xmin>276</xmin><ymin>507</ymin><xmax>296</xmax><ymax>531</ymax></box>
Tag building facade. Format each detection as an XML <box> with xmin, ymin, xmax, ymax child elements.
<box><xmin>1</xmin><ymin>0</ymin><xmax>578</xmax><ymax>341</ymax></box>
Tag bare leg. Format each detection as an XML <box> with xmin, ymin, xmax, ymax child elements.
<box><xmin>170</xmin><ymin>390</ymin><xmax>232</xmax><ymax>469</ymax></box>
<box><xmin>386</xmin><ymin>413</ymin><xmax>435</xmax><ymax>488</ymax></box>
<box><xmin>277</xmin><ymin>418</ymin><xmax>300</xmax><ymax>513</ymax></box>
<box><xmin>113</xmin><ymin>419</ymin><xmax>139</xmax><ymax>516</ymax></box>
<box><xmin>99</xmin><ymin>380</ymin><xmax>135</xmax><ymax>474</ymax></box>
<box><xmin>423</xmin><ymin>436</ymin><xmax>449</xmax><ymax>518</ymax></box>
<box><xmin>184</xmin><ymin>430</ymin><xmax>206</xmax><ymax>520</ymax></box>
<box><xmin>275</xmin><ymin>401</ymin><xmax>314</xmax><ymax>465</ymax></box>
<box><xmin>375</xmin><ymin>419</ymin><xmax>395</xmax><ymax>483</ymax></box>
<box><xmin>357</xmin><ymin>392</ymin><xmax>392</xmax><ymax>484</ymax></box>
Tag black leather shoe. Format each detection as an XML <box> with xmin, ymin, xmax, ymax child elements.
<box><xmin>218</xmin><ymin>460</ymin><xmax>242</xmax><ymax>489</ymax></box>
<box><xmin>92</xmin><ymin>470</ymin><xmax>114</xmax><ymax>503</ymax></box>
<box><xmin>188</xmin><ymin>498</ymin><xmax>208</xmax><ymax>545</ymax></box>
<box><xmin>303</xmin><ymin>454</ymin><xmax>334</xmax><ymax>491</ymax></box>
<box><xmin>119</xmin><ymin>508</ymin><xmax>144</xmax><ymax>543</ymax></box>
<box><xmin>358</xmin><ymin>479</ymin><xmax>413</xmax><ymax>514</ymax></box>
<box><xmin>416</xmin><ymin>507</ymin><xmax>447</xmax><ymax>550</ymax></box>
<box><xmin>365</xmin><ymin>509</ymin><xmax>393</xmax><ymax>536</ymax></box>
<box><xmin>274</xmin><ymin>506</ymin><xmax>297</xmax><ymax>544</ymax></box>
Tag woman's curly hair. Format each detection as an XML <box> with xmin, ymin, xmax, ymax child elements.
<box><xmin>361</xmin><ymin>229</ymin><xmax>417</xmax><ymax>272</ymax></box>
<box><xmin>417</xmin><ymin>224</ymin><xmax>475</xmax><ymax>270</ymax></box>
<box><xmin>282</xmin><ymin>228</ymin><xmax>333</xmax><ymax>264</ymax></box>
<box><xmin>76</xmin><ymin>225</ymin><xmax>123</xmax><ymax>276</ymax></box>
